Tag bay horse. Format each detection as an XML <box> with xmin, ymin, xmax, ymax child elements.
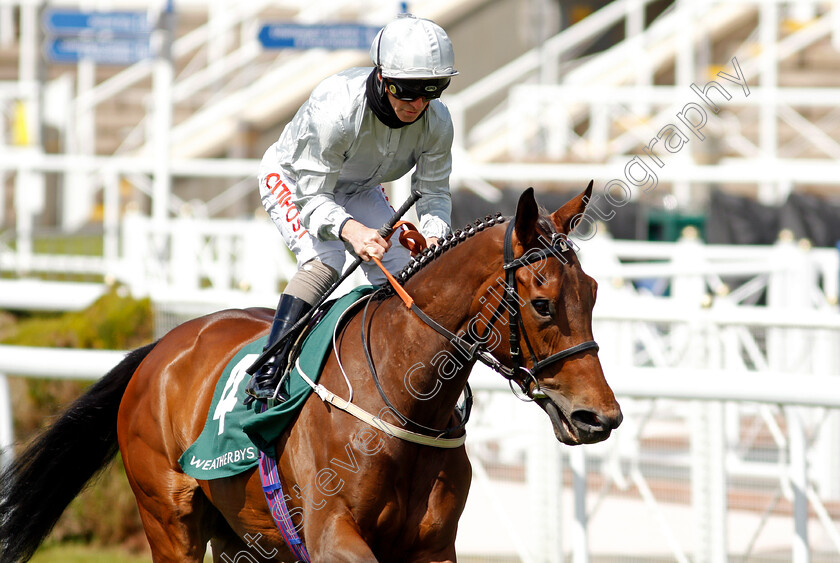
<box><xmin>0</xmin><ymin>186</ymin><xmax>622</xmax><ymax>562</ymax></box>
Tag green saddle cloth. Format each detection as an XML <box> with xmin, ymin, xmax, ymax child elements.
<box><xmin>178</xmin><ymin>286</ymin><xmax>375</xmax><ymax>480</ymax></box>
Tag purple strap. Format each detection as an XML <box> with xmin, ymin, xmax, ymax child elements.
<box><xmin>254</xmin><ymin>402</ymin><xmax>310</xmax><ymax>562</ymax></box>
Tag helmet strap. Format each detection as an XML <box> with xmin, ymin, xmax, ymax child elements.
<box><xmin>375</xmin><ymin>71</ymin><xmax>387</xmax><ymax>98</ymax></box>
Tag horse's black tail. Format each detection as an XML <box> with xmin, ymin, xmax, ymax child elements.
<box><xmin>0</xmin><ymin>341</ymin><xmax>158</xmax><ymax>563</ymax></box>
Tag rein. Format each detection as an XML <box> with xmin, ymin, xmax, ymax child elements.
<box><xmin>361</xmin><ymin>291</ymin><xmax>473</xmax><ymax>438</ymax></box>
<box><xmin>303</xmin><ymin>217</ymin><xmax>600</xmax><ymax>448</ymax></box>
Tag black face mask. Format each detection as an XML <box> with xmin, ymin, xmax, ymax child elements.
<box><xmin>365</xmin><ymin>68</ymin><xmax>418</xmax><ymax>129</ymax></box>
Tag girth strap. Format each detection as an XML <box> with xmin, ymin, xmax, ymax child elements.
<box><xmin>295</xmin><ymin>359</ymin><xmax>467</xmax><ymax>448</ymax></box>
<box><xmin>255</xmin><ymin>401</ymin><xmax>311</xmax><ymax>562</ymax></box>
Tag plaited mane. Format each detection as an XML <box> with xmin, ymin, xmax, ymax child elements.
<box><xmin>376</xmin><ymin>209</ymin><xmax>563</xmax><ymax>299</ymax></box>
<box><xmin>390</xmin><ymin>213</ymin><xmax>506</xmax><ymax>288</ymax></box>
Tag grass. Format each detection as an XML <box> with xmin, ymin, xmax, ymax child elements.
<box><xmin>31</xmin><ymin>544</ymin><xmax>152</xmax><ymax>563</ymax></box>
<box><xmin>30</xmin><ymin>544</ymin><xmax>215</xmax><ymax>563</ymax></box>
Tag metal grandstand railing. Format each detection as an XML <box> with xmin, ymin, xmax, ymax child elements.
<box><xmin>447</xmin><ymin>0</ymin><xmax>840</xmax><ymax>210</ymax></box>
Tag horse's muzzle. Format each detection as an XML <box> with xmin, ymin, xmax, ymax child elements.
<box><xmin>536</xmin><ymin>393</ymin><xmax>622</xmax><ymax>445</ymax></box>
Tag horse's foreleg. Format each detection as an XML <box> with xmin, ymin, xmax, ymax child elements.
<box><xmin>306</xmin><ymin>514</ymin><xmax>377</xmax><ymax>563</ymax></box>
<box><xmin>210</xmin><ymin>530</ymin><xmax>292</xmax><ymax>563</ymax></box>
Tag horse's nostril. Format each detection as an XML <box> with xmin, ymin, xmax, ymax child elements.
<box><xmin>571</xmin><ymin>409</ymin><xmax>621</xmax><ymax>432</ymax></box>
<box><xmin>571</xmin><ymin>409</ymin><xmax>604</xmax><ymax>431</ymax></box>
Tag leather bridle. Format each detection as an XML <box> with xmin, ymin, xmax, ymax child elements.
<box><xmin>494</xmin><ymin>219</ymin><xmax>600</xmax><ymax>397</ymax></box>
<box><xmin>412</xmin><ymin>220</ymin><xmax>599</xmax><ymax>397</ymax></box>
<box><xmin>370</xmin><ymin>219</ymin><xmax>600</xmax><ymax>438</ymax></box>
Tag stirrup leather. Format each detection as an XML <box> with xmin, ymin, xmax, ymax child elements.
<box><xmin>243</xmin><ymin>294</ymin><xmax>311</xmax><ymax>404</ymax></box>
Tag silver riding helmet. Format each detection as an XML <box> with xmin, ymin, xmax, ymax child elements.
<box><xmin>370</xmin><ymin>14</ymin><xmax>459</xmax><ymax>80</ymax></box>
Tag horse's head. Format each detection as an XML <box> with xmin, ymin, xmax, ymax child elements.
<box><xmin>480</xmin><ymin>185</ymin><xmax>622</xmax><ymax>445</ymax></box>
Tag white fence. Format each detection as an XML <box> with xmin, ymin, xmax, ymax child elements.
<box><xmin>2</xmin><ymin>349</ymin><xmax>838</xmax><ymax>562</ymax></box>
<box><xmin>2</xmin><ymin>232</ymin><xmax>840</xmax><ymax>561</ymax></box>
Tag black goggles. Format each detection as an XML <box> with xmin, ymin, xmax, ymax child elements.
<box><xmin>384</xmin><ymin>77</ymin><xmax>451</xmax><ymax>101</ymax></box>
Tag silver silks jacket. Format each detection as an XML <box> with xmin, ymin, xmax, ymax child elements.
<box><xmin>263</xmin><ymin>67</ymin><xmax>453</xmax><ymax>242</ymax></box>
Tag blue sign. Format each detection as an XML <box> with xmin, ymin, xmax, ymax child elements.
<box><xmin>42</xmin><ymin>9</ymin><xmax>152</xmax><ymax>36</ymax></box>
<box><xmin>44</xmin><ymin>37</ymin><xmax>152</xmax><ymax>65</ymax></box>
<box><xmin>258</xmin><ymin>23</ymin><xmax>380</xmax><ymax>50</ymax></box>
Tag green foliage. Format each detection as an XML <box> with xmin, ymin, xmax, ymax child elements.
<box><xmin>4</xmin><ymin>286</ymin><xmax>152</xmax><ymax>350</ymax></box>
<box><xmin>3</xmin><ymin>286</ymin><xmax>155</xmax><ymax>552</ymax></box>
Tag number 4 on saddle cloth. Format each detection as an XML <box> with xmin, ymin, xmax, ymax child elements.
<box><xmin>178</xmin><ymin>285</ymin><xmax>376</xmax><ymax>480</ymax></box>
<box><xmin>178</xmin><ymin>222</ymin><xmax>426</xmax><ymax>480</ymax></box>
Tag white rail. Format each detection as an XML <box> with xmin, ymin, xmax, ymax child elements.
<box><xmin>1</xmin><ymin>349</ymin><xmax>838</xmax><ymax>561</ymax></box>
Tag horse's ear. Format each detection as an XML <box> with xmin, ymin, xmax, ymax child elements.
<box><xmin>550</xmin><ymin>180</ymin><xmax>594</xmax><ymax>234</ymax></box>
<box><xmin>515</xmin><ymin>187</ymin><xmax>540</xmax><ymax>247</ymax></box>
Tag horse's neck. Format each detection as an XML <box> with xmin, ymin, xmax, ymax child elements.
<box><xmin>379</xmin><ymin>237</ymin><xmax>502</xmax><ymax>430</ymax></box>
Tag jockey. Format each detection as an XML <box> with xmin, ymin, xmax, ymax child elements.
<box><xmin>245</xmin><ymin>14</ymin><xmax>458</xmax><ymax>402</ymax></box>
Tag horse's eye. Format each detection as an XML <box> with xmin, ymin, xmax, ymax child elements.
<box><xmin>532</xmin><ymin>299</ymin><xmax>552</xmax><ymax>317</ymax></box>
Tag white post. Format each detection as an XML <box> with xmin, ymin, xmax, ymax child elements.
<box><xmin>587</xmin><ymin>104</ymin><xmax>608</xmax><ymax>160</ymax></box>
<box><xmin>508</xmin><ymin>88</ymin><xmax>529</xmax><ymax>160</ymax></box>
<box><xmin>16</xmin><ymin>1</ymin><xmax>44</xmax><ymax>274</ymax></box>
<box><xmin>626</xmin><ymin>0</ymin><xmax>649</xmax><ymax>116</ymax></box>
<box><xmin>767</xmin><ymin>231</ymin><xmax>792</xmax><ymax>369</ymax></box>
<box><xmin>570</xmin><ymin>447</ymin><xmax>588</xmax><ymax>563</ymax></box>
<box><xmin>65</xmin><ymin>59</ymin><xmax>97</xmax><ymax>229</ymax></box>
<box><xmin>671</xmin><ymin>228</ymin><xmax>727</xmax><ymax>562</ymax></box>
<box><xmin>716</xmin><ymin>291</ymin><xmax>743</xmax><ymax>465</ymax></box>
<box><xmin>0</xmin><ymin>372</ymin><xmax>12</xmax><ymax>471</ymax></box>
<box><xmin>208</xmin><ymin>0</ymin><xmax>232</xmax><ymax>81</ymax></box>
<box><xmin>0</xmin><ymin>2</ymin><xmax>12</xmax><ymax>47</ymax></box>
<box><xmin>813</xmin><ymin>279</ymin><xmax>840</xmax><ymax>500</ymax></box>
<box><xmin>170</xmin><ymin>218</ymin><xmax>199</xmax><ymax>292</ymax></box>
<box><xmin>19</xmin><ymin>1</ymin><xmax>41</xmax><ymax>147</ymax></box>
<box><xmin>689</xmin><ymin>397</ymin><xmax>728</xmax><ymax>563</ymax></box>
<box><xmin>14</xmin><ymin>168</ymin><xmax>45</xmax><ymax>274</ymax></box>
<box><xmin>705</xmin><ymin>300</ymin><xmax>727</xmax><ymax>563</ymax></box>
<box><xmin>544</xmin><ymin>100</ymin><xmax>568</xmax><ymax>160</ymax></box>
<box><xmin>758</xmin><ymin>0</ymin><xmax>779</xmax><ymax>204</ymax></box>
<box><xmin>212</xmin><ymin>232</ymin><xmax>232</xmax><ymax>289</ymax></box>
<box><xmin>103</xmin><ymin>170</ymin><xmax>120</xmax><ymax>279</ymax></box>
<box><xmin>240</xmin><ymin>221</ymin><xmax>284</xmax><ymax>296</ymax></box>
<box><xmin>527</xmin><ymin>408</ymin><xmax>563</xmax><ymax>563</ymax></box>
<box><xmin>813</xmin><ymin>406</ymin><xmax>840</xmax><ymax>501</ymax></box>
<box><xmin>834</xmin><ymin>1</ymin><xmax>840</xmax><ymax>53</ymax></box>
<box><xmin>674</xmin><ymin>0</ymin><xmax>694</xmax><ymax>204</ymax></box>
<box><xmin>786</xmin><ymin>406</ymin><xmax>810</xmax><ymax>563</ymax></box>
<box><xmin>152</xmin><ymin>2</ymin><xmax>174</xmax><ymax>224</ymax></box>
<box><xmin>120</xmin><ymin>211</ymin><xmax>149</xmax><ymax>296</ymax></box>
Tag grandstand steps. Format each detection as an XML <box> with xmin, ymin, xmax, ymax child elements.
<box><xmin>455</xmin><ymin>1</ymin><xmax>840</xmax><ymax>209</ymax></box>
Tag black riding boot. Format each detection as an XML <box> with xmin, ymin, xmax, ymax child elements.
<box><xmin>244</xmin><ymin>294</ymin><xmax>312</xmax><ymax>403</ymax></box>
